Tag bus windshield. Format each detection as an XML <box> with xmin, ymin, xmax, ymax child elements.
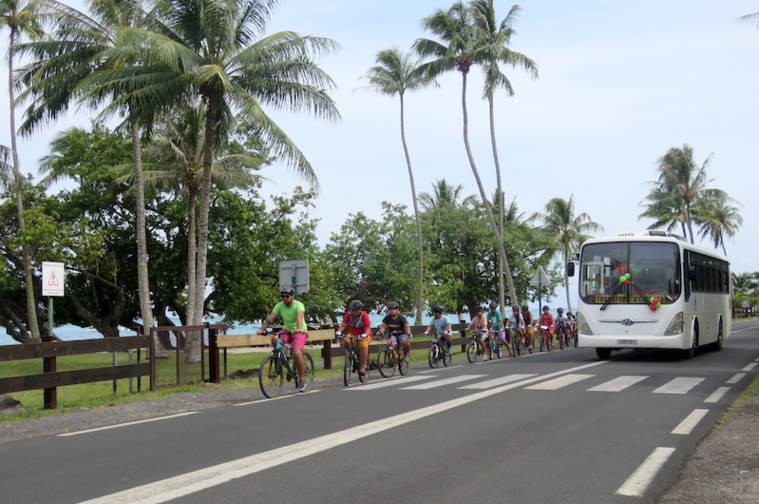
<box><xmin>580</xmin><ymin>242</ymin><xmax>681</xmax><ymax>305</ymax></box>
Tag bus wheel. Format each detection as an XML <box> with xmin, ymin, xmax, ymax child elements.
<box><xmin>711</xmin><ymin>320</ymin><xmax>723</xmax><ymax>352</ymax></box>
<box><xmin>596</xmin><ymin>348</ymin><xmax>611</xmax><ymax>360</ymax></box>
<box><xmin>684</xmin><ymin>324</ymin><xmax>698</xmax><ymax>359</ymax></box>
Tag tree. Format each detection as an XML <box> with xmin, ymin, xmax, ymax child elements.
<box><xmin>532</xmin><ymin>195</ymin><xmax>602</xmax><ymax>314</ymax></box>
<box><xmin>414</xmin><ymin>1</ymin><xmax>518</xmax><ymax>311</ymax></box>
<box><xmin>639</xmin><ymin>144</ymin><xmax>724</xmax><ymax>244</ymax></box>
<box><xmin>1</xmin><ymin>0</ymin><xmax>44</xmax><ymax>342</ymax></box>
<box><xmin>737</xmin><ymin>11</ymin><xmax>759</xmax><ymax>26</ymax></box>
<box><xmin>469</xmin><ymin>0</ymin><xmax>537</xmax><ymax>317</ymax></box>
<box><xmin>362</xmin><ymin>47</ymin><xmax>434</xmax><ymax>325</ymax></box>
<box><xmin>694</xmin><ymin>192</ymin><xmax>742</xmax><ymax>255</ymax></box>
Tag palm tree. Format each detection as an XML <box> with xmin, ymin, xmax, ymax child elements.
<box><xmin>415</xmin><ymin>1</ymin><xmax>518</xmax><ymax>308</ymax></box>
<box><xmin>363</xmin><ymin>47</ymin><xmax>434</xmax><ymax>324</ymax></box>
<box><xmin>132</xmin><ymin>0</ymin><xmax>339</xmax><ymax>344</ymax></box>
<box><xmin>731</xmin><ymin>272</ymin><xmax>757</xmax><ymax>297</ymax></box>
<box><xmin>695</xmin><ymin>192</ymin><xmax>742</xmax><ymax>255</ymax></box>
<box><xmin>533</xmin><ymin>195</ymin><xmax>602</xmax><ymax>313</ymax></box>
<box><xmin>469</xmin><ymin>0</ymin><xmax>537</xmax><ymax>314</ymax></box>
<box><xmin>737</xmin><ymin>12</ymin><xmax>759</xmax><ymax>26</ymax></box>
<box><xmin>639</xmin><ymin>144</ymin><xmax>722</xmax><ymax>244</ymax></box>
<box><xmin>419</xmin><ymin>178</ymin><xmax>476</xmax><ymax>211</ymax></box>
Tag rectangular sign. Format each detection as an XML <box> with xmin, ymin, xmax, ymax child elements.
<box><xmin>278</xmin><ymin>259</ymin><xmax>309</xmax><ymax>294</ymax></box>
<box><xmin>42</xmin><ymin>261</ymin><xmax>65</xmax><ymax>297</ymax></box>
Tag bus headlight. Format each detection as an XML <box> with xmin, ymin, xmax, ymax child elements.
<box><xmin>664</xmin><ymin>312</ymin><xmax>684</xmax><ymax>335</ymax></box>
<box><xmin>577</xmin><ymin>312</ymin><xmax>592</xmax><ymax>335</ymax></box>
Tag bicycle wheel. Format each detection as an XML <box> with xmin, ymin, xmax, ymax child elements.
<box><xmin>377</xmin><ymin>346</ymin><xmax>396</xmax><ymax>378</ymax></box>
<box><xmin>539</xmin><ymin>333</ymin><xmax>548</xmax><ymax>352</ymax></box>
<box><xmin>467</xmin><ymin>340</ymin><xmax>478</xmax><ymax>363</ymax></box>
<box><xmin>259</xmin><ymin>354</ymin><xmax>284</xmax><ymax>398</ymax></box>
<box><xmin>359</xmin><ymin>355</ymin><xmax>370</xmax><ymax>383</ymax></box>
<box><xmin>428</xmin><ymin>343</ymin><xmax>440</xmax><ymax>368</ymax></box>
<box><xmin>442</xmin><ymin>346</ymin><xmax>452</xmax><ymax>366</ymax></box>
<box><xmin>493</xmin><ymin>339</ymin><xmax>502</xmax><ymax>359</ymax></box>
<box><xmin>559</xmin><ymin>331</ymin><xmax>565</xmax><ymax>350</ymax></box>
<box><xmin>398</xmin><ymin>350</ymin><xmax>409</xmax><ymax>375</ymax></box>
<box><xmin>343</xmin><ymin>351</ymin><xmax>353</xmax><ymax>387</ymax></box>
<box><xmin>303</xmin><ymin>352</ymin><xmax>315</xmax><ymax>387</ymax></box>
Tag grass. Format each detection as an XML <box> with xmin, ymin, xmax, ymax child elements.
<box><xmin>714</xmin><ymin>373</ymin><xmax>759</xmax><ymax>429</ymax></box>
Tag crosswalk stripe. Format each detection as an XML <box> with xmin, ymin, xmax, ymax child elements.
<box><xmin>345</xmin><ymin>375</ymin><xmax>435</xmax><ymax>390</ymax></box>
<box><xmin>458</xmin><ymin>374</ymin><xmax>538</xmax><ymax>390</ymax></box>
<box><xmin>704</xmin><ymin>387</ymin><xmax>730</xmax><ymax>404</ymax></box>
<box><xmin>652</xmin><ymin>377</ymin><xmax>704</xmax><ymax>394</ymax></box>
<box><xmin>401</xmin><ymin>374</ymin><xmax>486</xmax><ymax>390</ymax></box>
<box><xmin>587</xmin><ymin>375</ymin><xmax>648</xmax><ymax>392</ymax></box>
<box><xmin>525</xmin><ymin>374</ymin><xmax>594</xmax><ymax>390</ymax></box>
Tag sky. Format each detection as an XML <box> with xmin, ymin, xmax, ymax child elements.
<box><xmin>2</xmin><ymin>0</ymin><xmax>758</xmax><ymax>305</ymax></box>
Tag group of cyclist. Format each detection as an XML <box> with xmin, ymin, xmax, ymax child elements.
<box><xmin>257</xmin><ymin>285</ymin><xmax>579</xmax><ymax>394</ymax></box>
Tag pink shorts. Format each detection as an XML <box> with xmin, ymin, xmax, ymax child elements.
<box><xmin>278</xmin><ymin>330</ymin><xmax>307</xmax><ymax>349</ymax></box>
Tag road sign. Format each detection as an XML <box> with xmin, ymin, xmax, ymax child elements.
<box><xmin>529</xmin><ymin>266</ymin><xmax>551</xmax><ymax>287</ymax></box>
<box><xmin>42</xmin><ymin>261</ymin><xmax>65</xmax><ymax>297</ymax></box>
<box><xmin>279</xmin><ymin>259</ymin><xmax>309</xmax><ymax>294</ymax></box>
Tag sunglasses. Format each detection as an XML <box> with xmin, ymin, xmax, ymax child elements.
<box><xmin>281</xmin><ymin>294</ymin><xmax>292</xmax><ymax>299</ymax></box>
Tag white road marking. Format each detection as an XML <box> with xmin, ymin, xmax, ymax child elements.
<box><xmin>652</xmin><ymin>377</ymin><xmax>704</xmax><ymax>395</ymax></box>
<box><xmin>400</xmin><ymin>374</ymin><xmax>486</xmax><ymax>390</ymax></box>
<box><xmin>58</xmin><ymin>413</ymin><xmax>198</xmax><ymax>437</ymax></box>
<box><xmin>458</xmin><ymin>374</ymin><xmax>538</xmax><ymax>389</ymax></box>
<box><xmin>704</xmin><ymin>387</ymin><xmax>730</xmax><ymax>404</ymax></box>
<box><xmin>726</xmin><ymin>373</ymin><xmax>745</xmax><ymax>384</ymax></box>
<box><xmin>345</xmin><ymin>375</ymin><xmax>434</xmax><ymax>390</ymax></box>
<box><xmin>671</xmin><ymin>409</ymin><xmax>709</xmax><ymax>435</ymax></box>
<box><xmin>615</xmin><ymin>447</ymin><xmax>675</xmax><ymax>497</ymax></box>
<box><xmin>76</xmin><ymin>361</ymin><xmax>607</xmax><ymax>504</ymax></box>
<box><xmin>742</xmin><ymin>362</ymin><xmax>757</xmax><ymax>372</ymax></box>
<box><xmin>525</xmin><ymin>374</ymin><xmax>594</xmax><ymax>390</ymax></box>
<box><xmin>587</xmin><ymin>375</ymin><xmax>648</xmax><ymax>392</ymax></box>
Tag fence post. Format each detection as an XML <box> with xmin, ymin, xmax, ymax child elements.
<box><xmin>43</xmin><ymin>350</ymin><xmax>57</xmax><ymax>410</ymax></box>
<box><xmin>208</xmin><ymin>327</ymin><xmax>220</xmax><ymax>383</ymax></box>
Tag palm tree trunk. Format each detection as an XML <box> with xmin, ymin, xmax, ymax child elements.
<box><xmin>399</xmin><ymin>95</ymin><xmax>425</xmax><ymax>325</ymax></box>
<box><xmin>186</xmin><ymin>189</ymin><xmax>197</xmax><ymax>337</ymax></box>
<box><xmin>8</xmin><ymin>28</ymin><xmax>40</xmax><ymax>342</ymax></box>
<box><xmin>459</xmin><ymin>73</ymin><xmax>517</xmax><ymax>305</ymax></box>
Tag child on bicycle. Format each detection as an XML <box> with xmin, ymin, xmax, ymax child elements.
<box><xmin>336</xmin><ymin>299</ymin><xmax>373</xmax><ymax>379</ymax></box>
<box><xmin>521</xmin><ymin>304</ymin><xmax>535</xmax><ymax>350</ymax></box>
<box><xmin>505</xmin><ymin>305</ymin><xmax>524</xmax><ymax>355</ymax></box>
<box><xmin>257</xmin><ymin>285</ymin><xmax>309</xmax><ymax>391</ymax></box>
<box><xmin>488</xmin><ymin>302</ymin><xmax>515</xmax><ymax>357</ymax></box>
<box><xmin>556</xmin><ymin>307</ymin><xmax>570</xmax><ymax>345</ymax></box>
<box><xmin>378</xmin><ymin>302</ymin><xmax>412</xmax><ymax>362</ymax></box>
<box><xmin>539</xmin><ymin>305</ymin><xmax>556</xmax><ymax>348</ymax></box>
<box><xmin>424</xmin><ymin>305</ymin><xmax>453</xmax><ymax>354</ymax></box>
<box><xmin>467</xmin><ymin>306</ymin><xmax>490</xmax><ymax>361</ymax></box>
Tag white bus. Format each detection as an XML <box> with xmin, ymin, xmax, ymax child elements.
<box><xmin>568</xmin><ymin>231</ymin><xmax>731</xmax><ymax>360</ymax></box>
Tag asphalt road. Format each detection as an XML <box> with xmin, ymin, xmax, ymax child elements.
<box><xmin>2</xmin><ymin>321</ymin><xmax>758</xmax><ymax>504</ymax></box>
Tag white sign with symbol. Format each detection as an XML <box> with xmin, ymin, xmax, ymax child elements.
<box><xmin>42</xmin><ymin>261</ymin><xmax>65</xmax><ymax>297</ymax></box>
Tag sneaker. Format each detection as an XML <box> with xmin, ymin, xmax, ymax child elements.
<box><xmin>359</xmin><ymin>370</ymin><xmax>367</xmax><ymax>379</ymax></box>
<box><xmin>404</xmin><ymin>353</ymin><xmax>410</xmax><ymax>363</ymax></box>
<box><xmin>446</xmin><ymin>348</ymin><xmax>453</xmax><ymax>355</ymax></box>
<box><xmin>296</xmin><ymin>380</ymin><xmax>307</xmax><ymax>392</ymax></box>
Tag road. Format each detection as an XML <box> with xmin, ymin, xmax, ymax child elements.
<box><xmin>2</xmin><ymin>320</ymin><xmax>758</xmax><ymax>504</ymax></box>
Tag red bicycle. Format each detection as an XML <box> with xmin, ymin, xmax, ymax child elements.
<box><xmin>539</xmin><ymin>324</ymin><xmax>554</xmax><ymax>352</ymax></box>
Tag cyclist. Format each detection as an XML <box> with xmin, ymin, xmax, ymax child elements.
<box><xmin>257</xmin><ymin>285</ymin><xmax>309</xmax><ymax>392</ymax></box>
<box><xmin>538</xmin><ymin>305</ymin><xmax>556</xmax><ymax>348</ymax></box>
<box><xmin>467</xmin><ymin>306</ymin><xmax>490</xmax><ymax>360</ymax></box>
<box><xmin>505</xmin><ymin>305</ymin><xmax>524</xmax><ymax>355</ymax></box>
<box><xmin>336</xmin><ymin>300</ymin><xmax>373</xmax><ymax>380</ymax></box>
<box><xmin>567</xmin><ymin>312</ymin><xmax>577</xmax><ymax>341</ymax></box>
<box><xmin>424</xmin><ymin>305</ymin><xmax>453</xmax><ymax>355</ymax></box>
<box><xmin>487</xmin><ymin>302</ymin><xmax>514</xmax><ymax>357</ymax></box>
<box><xmin>556</xmin><ymin>307</ymin><xmax>570</xmax><ymax>346</ymax></box>
<box><xmin>521</xmin><ymin>304</ymin><xmax>535</xmax><ymax>350</ymax></box>
<box><xmin>378</xmin><ymin>302</ymin><xmax>412</xmax><ymax>362</ymax></box>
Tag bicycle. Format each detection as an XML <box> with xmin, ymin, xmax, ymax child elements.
<box><xmin>510</xmin><ymin>326</ymin><xmax>530</xmax><ymax>356</ymax></box>
<box><xmin>489</xmin><ymin>329</ymin><xmax>504</xmax><ymax>359</ymax></box>
<box><xmin>428</xmin><ymin>332</ymin><xmax>453</xmax><ymax>368</ymax></box>
<box><xmin>539</xmin><ymin>324</ymin><xmax>554</xmax><ymax>352</ymax></box>
<box><xmin>341</xmin><ymin>333</ymin><xmax>370</xmax><ymax>386</ymax></box>
<box><xmin>466</xmin><ymin>329</ymin><xmax>490</xmax><ymax>363</ymax></box>
<box><xmin>259</xmin><ymin>332</ymin><xmax>315</xmax><ymax>398</ymax></box>
<box><xmin>556</xmin><ymin>323</ymin><xmax>570</xmax><ymax>350</ymax></box>
<box><xmin>377</xmin><ymin>333</ymin><xmax>410</xmax><ymax>378</ymax></box>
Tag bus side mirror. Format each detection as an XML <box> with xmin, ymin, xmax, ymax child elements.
<box><xmin>566</xmin><ymin>262</ymin><xmax>575</xmax><ymax>277</ymax></box>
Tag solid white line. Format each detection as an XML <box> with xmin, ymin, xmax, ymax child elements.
<box><xmin>345</xmin><ymin>375</ymin><xmax>434</xmax><ymax>390</ymax></box>
<box><xmin>671</xmin><ymin>409</ymin><xmax>709</xmax><ymax>435</ymax></box>
<box><xmin>525</xmin><ymin>374</ymin><xmax>594</xmax><ymax>390</ymax></box>
<box><xmin>58</xmin><ymin>412</ymin><xmax>198</xmax><ymax>437</ymax></box>
<box><xmin>704</xmin><ymin>387</ymin><xmax>730</xmax><ymax>404</ymax></box>
<box><xmin>458</xmin><ymin>374</ymin><xmax>538</xmax><ymax>389</ymax></box>
<box><xmin>652</xmin><ymin>377</ymin><xmax>704</xmax><ymax>395</ymax></box>
<box><xmin>76</xmin><ymin>360</ymin><xmax>607</xmax><ymax>504</ymax></box>
<box><xmin>234</xmin><ymin>389</ymin><xmax>322</xmax><ymax>406</ymax></box>
<box><xmin>400</xmin><ymin>374</ymin><xmax>486</xmax><ymax>390</ymax></box>
<box><xmin>726</xmin><ymin>373</ymin><xmax>745</xmax><ymax>384</ymax></box>
<box><xmin>615</xmin><ymin>447</ymin><xmax>676</xmax><ymax>497</ymax></box>
<box><xmin>742</xmin><ymin>362</ymin><xmax>757</xmax><ymax>372</ymax></box>
<box><xmin>587</xmin><ymin>375</ymin><xmax>648</xmax><ymax>392</ymax></box>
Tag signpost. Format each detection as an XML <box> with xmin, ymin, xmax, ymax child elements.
<box><xmin>278</xmin><ymin>259</ymin><xmax>309</xmax><ymax>294</ymax></box>
<box><xmin>529</xmin><ymin>266</ymin><xmax>551</xmax><ymax>312</ymax></box>
<box><xmin>41</xmin><ymin>261</ymin><xmax>65</xmax><ymax>409</ymax></box>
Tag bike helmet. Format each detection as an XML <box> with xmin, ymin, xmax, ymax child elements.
<box><xmin>489</xmin><ymin>302</ymin><xmax>498</xmax><ymax>309</ymax></box>
<box><xmin>521</xmin><ymin>304</ymin><xmax>529</xmax><ymax>311</ymax></box>
<box><xmin>557</xmin><ymin>307</ymin><xmax>564</xmax><ymax>313</ymax></box>
<box><xmin>387</xmin><ymin>302</ymin><xmax>399</xmax><ymax>310</ymax></box>
<box><xmin>348</xmin><ymin>299</ymin><xmax>363</xmax><ymax>311</ymax></box>
<box><xmin>280</xmin><ymin>285</ymin><xmax>295</xmax><ymax>295</ymax></box>
<box><xmin>511</xmin><ymin>305</ymin><xmax>520</xmax><ymax>311</ymax></box>
<box><xmin>431</xmin><ymin>305</ymin><xmax>443</xmax><ymax>314</ymax></box>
